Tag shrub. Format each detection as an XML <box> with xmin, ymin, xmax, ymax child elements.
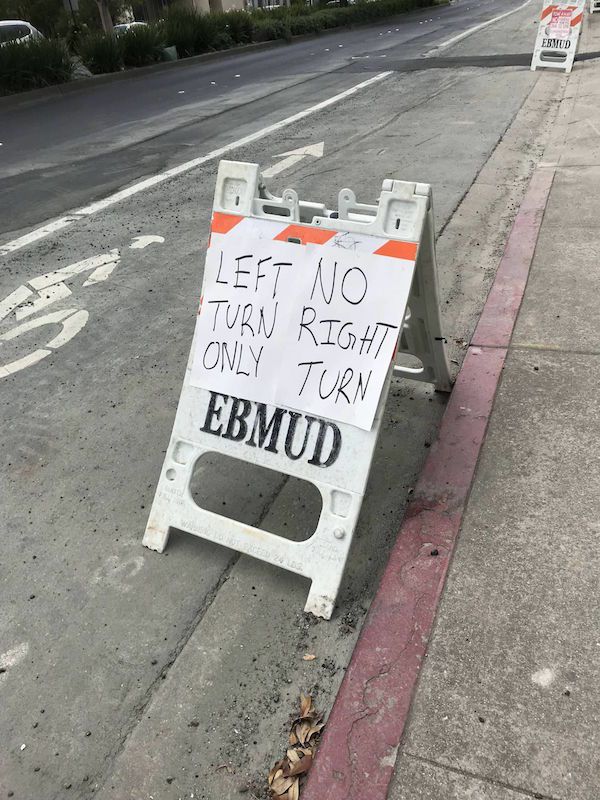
<box><xmin>120</xmin><ymin>25</ymin><xmax>165</xmax><ymax>67</ymax></box>
<box><xmin>289</xmin><ymin>2</ymin><xmax>314</xmax><ymax>17</ymax></box>
<box><xmin>0</xmin><ymin>37</ymin><xmax>73</xmax><ymax>95</ymax></box>
<box><xmin>288</xmin><ymin>15</ymin><xmax>321</xmax><ymax>35</ymax></box>
<box><xmin>289</xmin><ymin>9</ymin><xmax>341</xmax><ymax>35</ymax></box>
<box><xmin>163</xmin><ymin>7</ymin><xmax>219</xmax><ymax>57</ymax></box>
<box><xmin>323</xmin><ymin>7</ymin><xmax>352</xmax><ymax>26</ymax></box>
<box><xmin>313</xmin><ymin>10</ymin><xmax>341</xmax><ymax>28</ymax></box>
<box><xmin>224</xmin><ymin>9</ymin><xmax>253</xmax><ymax>44</ymax></box>
<box><xmin>78</xmin><ymin>32</ymin><xmax>122</xmax><ymax>74</ymax></box>
<box><xmin>251</xmin><ymin>17</ymin><xmax>291</xmax><ymax>43</ymax></box>
<box><xmin>212</xmin><ymin>27</ymin><xmax>235</xmax><ymax>49</ymax></box>
<box><xmin>347</xmin><ymin>0</ymin><xmax>429</xmax><ymax>24</ymax></box>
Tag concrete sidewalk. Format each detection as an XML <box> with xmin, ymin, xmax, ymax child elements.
<box><xmin>391</xmin><ymin>54</ymin><xmax>600</xmax><ymax>799</ymax></box>
<box><xmin>306</xmin><ymin>16</ymin><xmax>600</xmax><ymax>800</ymax></box>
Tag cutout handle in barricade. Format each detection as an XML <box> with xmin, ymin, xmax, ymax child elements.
<box><xmin>531</xmin><ymin>0</ymin><xmax>585</xmax><ymax>73</ymax></box>
<box><xmin>591</xmin><ymin>0</ymin><xmax>600</xmax><ymax>13</ymax></box>
<box><xmin>142</xmin><ymin>161</ymin><xmax>452</xmax><ymax>619</ymax></box>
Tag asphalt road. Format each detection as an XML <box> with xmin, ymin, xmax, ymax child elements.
<box><xmin>0</xmin><ymin>1</ymin><xmax>560</xmax><ymax>798</ymax></box>
<box><xmin>0</xmin><ymin>0</ymin><xmax>529</xmax><ymax>232</ymax></box>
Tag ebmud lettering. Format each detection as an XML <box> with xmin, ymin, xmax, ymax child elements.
<box><xmin>248</xmin><ymin>404</ymin><xmax>285</xmax><ymax>453</ymax></box>
<box><xmin>542</xmin><ymin>37</ymin><xmax>571</xmax><ymax>49</ymax></box>
<box><xmin>201</xmin><ymin>391</ymin><xmax>342</xmax><ymax>467</ymax></box>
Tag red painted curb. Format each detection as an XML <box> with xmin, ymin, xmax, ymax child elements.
<box><xmin>302</xmin><ymin>163</ymin><xmax>556</xmax><ymax>800</ymax></box>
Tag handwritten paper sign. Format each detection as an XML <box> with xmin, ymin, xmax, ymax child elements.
<box><xmin>189</xmin><ymin>232</ymin><xmax>416</xmax><ymax>431</ymax></box>
<box><xmin>547</xmin><ymin>7</ymin><xmax>572</xmax><ymax>38</ymax></box>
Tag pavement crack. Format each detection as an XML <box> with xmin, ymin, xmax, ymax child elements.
<box><xmin>343</xmin><ymin>591</ymin><xmax>428</xmax><ymax>796</ymax></box>
<box><xmin>88</xmin><ymin>473</ymin><xmax>290</xmax><ymax>799</ymax></box>
<box><xmin>85</xmin><ymin>553</ymin><xmax>239</xmax><ymax>799</ymax></box>
<box><xmin>510</xmin><ymin>343</ymin><xmax>600</xmax><ymax>358</ymax></box>
<box><xmin>403</xmin><ymin>752</ymin><xmax>564</xmax><ymax>800</ymax></box>
<box><xmin>437</xmin><ymin>71</ymin><xmax>545</xmax><ymax>241</ymax></box>
<box><xmin>332</xmin><ymin>74</ymin><xmax>462</xmax><ymax>155</ymax></box>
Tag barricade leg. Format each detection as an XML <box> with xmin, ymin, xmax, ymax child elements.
<box><xmin>395</xmin><ymin>206</ymin><xmax>453</xmax><ymax>392</ymax></box>
<box><xmin>305</xmin><ymin>582</ymin><xmax>338</xmax><ymax>620</ymax></box>
<box><xmin>304</xmin><ymin>541</ymin><xmax>349</xmax><ymax>620</ymax></box>
<box><xmin>142</xmin><ymin>517</ymin><xmax>171</xmax><ymax>552</ymax></box>
<box><xmin>302</xmin><ymin>489</ymin><xmax>361</xmax><ymax>619</ymax></box>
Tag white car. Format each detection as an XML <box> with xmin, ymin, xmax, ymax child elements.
<box><xmin>0</xmin><ymin>19</ymin><xmax>44</xmax><ymax>46</ymax></box>
<box><xmin>113</xmin><ymin>21</ymin><xmax>148</xmax><ymax>36</ymax></box>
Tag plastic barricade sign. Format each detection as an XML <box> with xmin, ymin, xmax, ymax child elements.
<box><xmin>531</xmin><ymin>0</ymin><xmax>585</xmax><ymax>73</ymax></box>
<box><xmin>591</xmin><ymin>0</ymin><xmax>600</xmax><ymax>13</ymax></box>
<box><xmin>143</xmin><ymin>161</ymin><xmax>451</xmax><ymax>619</ymax></box>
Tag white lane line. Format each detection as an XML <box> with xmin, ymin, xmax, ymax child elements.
<box><xmin>0</xmin><ymin>71</ymin><xmax>392</xmax><ymax>258</ymax></box>
<box><xmin>2</xmin><ymin>215</ymin><xmax>81</xmax><ymax>255</ymax></box>
<box><xmin>427</xmin><ymin>0</ymin><xmax>533</xmax><ymax>54</ymax></box>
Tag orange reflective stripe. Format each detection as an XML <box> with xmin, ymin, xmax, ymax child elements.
<box><xmin>273</xmin><ymin>225</ymin><xmax>336</xmax><ymax>246</ymax></box>
<box><xmin>374</xmin><ymin>240</ymin><xmax>418</xmax><ymax>261</ymax></box>
<box><xmin>541</xmin><ymin>3</ymin><xmax>578</xmax><ymax>19</ymax></box>
<box><xmin>571</xmin><ymin>12</ymin><xmax>583</xmax><ymax>25</ymax></box>
<box><xmin>211</xmin><ymin>212</ymin><xmax>243</xmax><ymax>234</ymax></box>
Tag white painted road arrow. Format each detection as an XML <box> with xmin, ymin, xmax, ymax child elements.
<box><xmin>262</xmin><ymin>141</ymin><xmax>325</xmax><ymax>178</ymax></box>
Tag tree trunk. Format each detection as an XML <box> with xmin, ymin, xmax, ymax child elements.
<box><xmin>96</xmin><ymin>0</ymin><xmax>113</xmax><ymax>32</ymax></box>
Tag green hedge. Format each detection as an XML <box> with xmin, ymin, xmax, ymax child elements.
<box><xmin>0</xmin><ymin>37</ymin><xmax>73</xmax><ymax>94</ymax></box>
<box><xmin>162</xmin><ymin>7</ymin><xmax>220</xmax><ymax>57</ymax></box>
<box><xmin>252</xmin><ymin>17</ymin><xmax>291</xmax><ymax>43</ymax></box>
<box><xmin>121</xmin><ymin>25</ymin><xmax>165</xmax><ymax>67</ymax></box>
<box><xmin>77</xmin><ymin>31</ymin><xmax>122</xmax><ymax>73</ymax></box>
<box><xmin>1</xmin><ymin>0</ymin><xmax>437</xmax><ymax>96</ymax></box>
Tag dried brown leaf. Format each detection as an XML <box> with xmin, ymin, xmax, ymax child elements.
<box><xmin>271</xmin><ymin>774</ymin><xmax>294</xmax><ymax>795</ymax></box>
<box><xmin>300</xmin><ymin>693</ymin><xmax>313</xmax><ymax>718</ymax></box>
<box><xmin>302</xmin><ymin>654</ymin><xmax>316</xmax><ymax>661</ymax></box>
<box><xmin>307</xmin><ymin>722</ymin><xmax>325</xmax><ymax>740</ymax></box>
<box><xmin>268</xmin><ymin>764</ymin><xmax>285</xmax><ymax>786</ymax></box>
<box><xmin>296</xmin><ymin>720</ymin><xmax>312</xmax><ymax>746</ymax></box>
<box><xmin>288</xmin><ymin>753</ymin><xmax>312</xmax><ymax>777</ymax></box>
<box><xmin>268</xmin><ymin>694</ymin><xmax>325</xmax><ymax>798</ymax></box>
<box><xmin>288</xmin><ymin>779</ymin><xmax>300</xmax><ymax>800</ymax></box>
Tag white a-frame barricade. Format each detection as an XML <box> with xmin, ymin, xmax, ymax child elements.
<box><xmin>591</xmin><ymin>0</ymin><xmax>600</xmax><ymax>14</ymax></box>
<box><xmin>143</xmin><ymin>161</ymin><xmax>451</xmax><ymax>619</ymax></box>
<box><xmin>531</xmin><ymin>0</ymin><xmax>585</xmax><ymax>73</ymax></box>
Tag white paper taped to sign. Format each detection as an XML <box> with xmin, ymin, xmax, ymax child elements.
<box><xmin>531</xmin><ymin>1</ymin><xmax>584</xmax><ymax>73</ymax></box>
<box><xmin>189</xmin><ymin>231</ymin><xmax>415</xmax><ymax>431</ymax></box>
<box><xmin>547</xmin><ymin>6</ymin><xmax>573</xmax><ymax>36</ymax></box>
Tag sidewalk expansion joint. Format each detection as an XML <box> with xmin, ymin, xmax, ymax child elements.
<box><xmin>510</xmin><ymin>343</ymin><xmax>600</xmax><ymax>357</ymax></box>
<box><xmin>91</xmin><ymin>474</ymin><xmax>289</xmax><ymax>799</ymax></box>
<box><xmin>403</xmin><ymin>751</ymin><xmax>563</xmax><ymax>800</ymax></box>
<box><xmin>88</xmin><ymin>551</ymin><xmax>239</xmax><ymax>798</ymax></box>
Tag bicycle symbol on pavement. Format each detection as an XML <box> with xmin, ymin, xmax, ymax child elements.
<box><xmin>0</xmin><ymin>235</ymin><xmax>164</xmax><ymax>378</ymax></box>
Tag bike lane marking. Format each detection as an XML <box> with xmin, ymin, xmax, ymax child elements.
<box><xmin>0</xmin><ymin>235</ymin><xmax>164</xmax><ymax>378</ymax></box>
